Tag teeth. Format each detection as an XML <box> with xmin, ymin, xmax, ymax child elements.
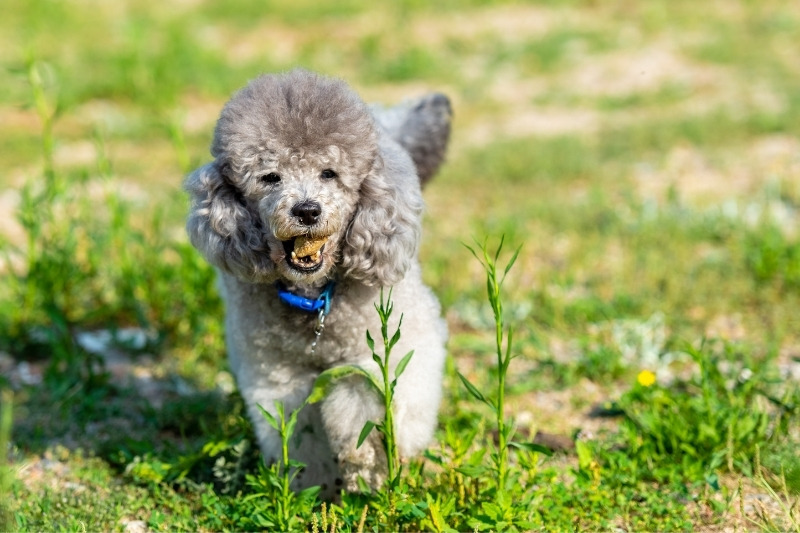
<box><xmin>289</xmin><ymin>247</ymin><xmax>322</xmax><ymax>265</ymax></box>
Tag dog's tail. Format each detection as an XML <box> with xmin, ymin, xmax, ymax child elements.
<box><xmin>372</xmin><ymin>93</ymin><xmax>452</xmax><ymax>187</ymax></box>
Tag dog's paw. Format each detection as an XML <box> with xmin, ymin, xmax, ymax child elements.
<box><xmin>337</xmin><ymin>434</ymin><xmax>387</xmax><ymax>492</ymax></box>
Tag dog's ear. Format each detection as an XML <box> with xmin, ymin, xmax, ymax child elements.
<box><xmin>185</xmin><ymin>161</ymin><xmax>275</xmax><ymax>282</ymax></box>
<box><xmin>372</xmin><ymin>93</ymin><xmax>452</xmax><ymax>187</ymax></box>
<box><xmin>340</xmin><ymin>139</ymin><xmax>424</xmax><ymax>287</ymax></box>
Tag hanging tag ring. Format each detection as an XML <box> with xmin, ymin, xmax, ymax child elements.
<box><xmin>310</xmin><ymin>308</ymin><xmax>326</xmax><ymax>356</ymax></box>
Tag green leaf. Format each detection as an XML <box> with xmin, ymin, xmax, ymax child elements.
<box><xmin>466</xmin><ymin>448</ymin><xmax>486</xmax><ymax>466</ymax></box>
<box><xmin>385</xmin><ymin>287</ymin><xmax>394</xmax><ymax>310</ymax></box>
<box><xmin>575</xmin><ymin>439</ymin><xmax>593</xmax><ymax>471</ymax></box>
<box><xmin>395</xmin><ymin>350</ymin><xmax>414</xmax><ymax>379</ymax></box>
<box><xmin>286</xmin><ymin>458</ymin><xmax>307</xmax><ymax>470</ymax></box>
<box><xmin>426</xmin><ymin>494</ymin><xmax>459</xmax><ymax>533</ymax></box>
<box><xmin>508</xmin><ymin>440</ymin><xmax>554</xmax><ymax>456</ymax></box>
<box><xmin>462</xmin><ymin>241</ymin><xmax>481</xmax><ymax>265</ymax></box>
<box><xmin>423</xmin><ymin>449</ymin><xmax>445</xmax><ymax>465</ymax></box>
<box><xmin>297</xmin><ymin>485</ymin><xmax>322</xmax><ymax>504</ymax></box>
<box><xmin>455</xmin><ymin>465</ymin><xmax>489</xmax><ymax>477</ymax></box>
<box><xmin>308</xmin><ymin>365</ymin><xmax>382</xmax><ymax>404</ymax></box>
<box><xmin>400</xmin><ymin>500</ymin><xmax>427</xmax><ymax>519</ymax></box>
<box><xmin>500</xmin><ymin>422</ymin><xmax>516</xmax><ymax>443</ymax></box>
<box><xmin>274</xmin><ymin>401</ymin><xmax>285</xmax><ymax>421</ymax></box>
<box><xmin>201</xmin><ymin>438</ymin><xmax>235</xmax><ymax>457</ymax></box>
<box><xmin>481</xmin><ymin>502</ymin><xmax>503</xmax><ymax>521</ymax></box>
<box><xmin>366</xmin><ymin>330</ymin><xmax>375</xmax><ymax>352</ymax></box>
<box><xmin>502</xmin><ymin>244</ymin><xmax>522</xmax><ymax>283</ymax></box>
<box><xmin>256</xmin><ymin>404</ymin><xmax>279</xmax><ymax>430</ymax></box>
<box><xmin>457</xmin><ymin>372</ymin><xmax>494</xmax><ymax>409</ymax></box>
<box><xmin>356</xmin><ymin>475</ymin><xmax>372</xmax><ymax>493</ymax></box>
<box><xmin>285</xmin><ymin>406</ymin><xmax>303</xmax><ymax>438</ymax></box>
<box><xmin>706</xmin><ymin>472</ymin><xmax>720</xmax><ymax>491</ymax></box>
<box><xmin>357</xmin><ymin>420</ymin><xmax>377</xmax><ymax>448</ymax></box>
<box><xmin>389</xmin><ymin>326</ymin><xmax>402</xmax><ymax>350</ymax></box>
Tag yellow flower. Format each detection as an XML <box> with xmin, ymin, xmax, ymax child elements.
<box><xmin>637</xmin><ymin>370</ymin><xmax>656</xmax><ymax>387</ymax></box>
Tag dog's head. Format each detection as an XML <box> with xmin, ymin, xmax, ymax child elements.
<box><xmin>185</xmin><ymin>69</ymin><xmax>423</xmax><ymax>288</ymax></box>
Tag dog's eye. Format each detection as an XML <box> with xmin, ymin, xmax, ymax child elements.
<box><xmin>260</xmin><ymin>172</ymin><xmax>281</xmax><ymax>184</ymax></box>
<box><xmin>320</xmin><ymin>169</ymin><xmax>338</xmax><ymax>180</ymax></box>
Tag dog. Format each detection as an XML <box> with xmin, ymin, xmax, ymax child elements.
<box><xmin>185</xmin><ymin>69</ymin><xmax>450</xmax><ymax>495</ymax></box>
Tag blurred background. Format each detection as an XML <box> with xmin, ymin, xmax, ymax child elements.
<box><xmin>1</xmin><ymin>0</ymin><xmax>800</xmax><ymax>528</ymax></box>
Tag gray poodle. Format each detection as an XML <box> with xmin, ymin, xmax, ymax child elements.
<box><xmin>185</xmin><ymin>69</ymin><xmax>451</xmax><ymax>495</ymax></box>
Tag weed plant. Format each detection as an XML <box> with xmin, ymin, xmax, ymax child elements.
<box><xmin>1</xmin><ymin>61</ymin><xmax>223</xmax><ymax>391</ymax></box>
<box><xmin>460</xmin><ymin>238</ymin><xmax>520</xmax><ymax>493</ymax></box>
<box><xmin>745</xmin><ymin>223</ymin><xmax>800</xmax><ymax>290</ymax></box>
<box><xmin>360</xmin><ymin>289</ymin><xmax>415</xmax><ymax>491</ymax></box>
<box><xmin>616</xmin><ymin>342</ymin><xmax>798</xmax><ymax>483</ymax></box>
<box><xmin>458</xmin><ymin>240</ymin><xmax>551</xmax><ymax>502</ymax></box>
<box><xmin>247</xmin><ymin>402</ymin><xmax>318</xmax><ymax>531</ymax></box>
<box><xmin>307</xmin><ymin>288</ymin><xmax>415</xmax><ymax>529</ymax></box>
<box><xmin>752</xmin><ymin>471</ymin><xmax>800</xmax><ymax>533</ymax></box>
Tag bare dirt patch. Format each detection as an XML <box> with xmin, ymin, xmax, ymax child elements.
<box><xmin>410</xmin><ymin>4</ymin><xmax>566</xmax><ymax>47</ymax></box>
<box><xmin>565</xmin><ymin>42</ymin><xmax>727</xmax><ymax>98</ymax></box>
<box><xmin>510</xmin><ymin>381</ymin><xmax>622</xmax><ymax>440</ymax></box>
<box><xmin>635</xmin><ymin>135</ymin><xmax>800</xmax><ymax>205</ymax></box>
<box><xmin>457</xmin><ymin>38</ymin><xmax>742</xmax><ymax>148</ymax></box>
<box><xmin>464</xmin><ymin>106</ymin><xmax>600</xmax><ymax>146</ymax></box>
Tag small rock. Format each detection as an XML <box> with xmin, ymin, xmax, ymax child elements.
<box><xmin>121</xmin><ymin>519</ymin><xmax>149</xmax><ymax>533</ymax></box>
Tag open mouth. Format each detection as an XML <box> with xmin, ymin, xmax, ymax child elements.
<box><xmin>282</xmin><ymin>235</ymin><xmax>328</xmax><ymax>272</ymax></box>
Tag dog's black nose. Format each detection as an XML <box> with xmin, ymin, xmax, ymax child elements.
<box><xmin>292</xmin><ymin>201</ymin><xmax>322</xmax><ymax>226</ymax></box>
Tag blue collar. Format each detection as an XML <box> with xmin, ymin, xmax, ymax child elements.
<box><xmin>276</xmin><ymin>281</ymin><xmax>335</xmax><ymax>315</ymax></box>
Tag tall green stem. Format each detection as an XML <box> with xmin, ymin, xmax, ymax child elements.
<box><xmin>382</xmin><ymin>326</ymin><xmax>397</xmax><ymax>484</ymax></box>
<box><xmin>375</xmin><ymin>288</ymin><xmax>404</xmax><ymax>486</ymax></box>
<box><xmin>495</xmin><ymin>303</ymin><xmax>508</xmax><ymax>489</ymax></box>
<box><xmin>488</xmin><ymin>257</ymin><xmax>509</xmax><ymax>490</ymax></box>
<box><xmin>280</xmin><ymin>407</ymin><xmax>290</xmax><ymax>525</ymax></box>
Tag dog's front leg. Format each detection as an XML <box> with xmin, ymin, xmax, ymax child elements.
<box><xmin>236</xmin><ymin>371</ymin><xmax>341</xmax><ymax>490</ymax></box>
<box><xmin>237</xmin><ymin>376</ymin><xmax>315</xmax><ymax>462</ymax></box>
<box><xmin>319</xmin><ymin>374</ymin><xmax>388</xmax><ymax>492</ymax></box>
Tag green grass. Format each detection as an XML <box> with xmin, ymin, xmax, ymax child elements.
<box><xmin>3</xmin><ymin>0</ymin><xmax>800</xmax><ymax>530</ymax></box>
